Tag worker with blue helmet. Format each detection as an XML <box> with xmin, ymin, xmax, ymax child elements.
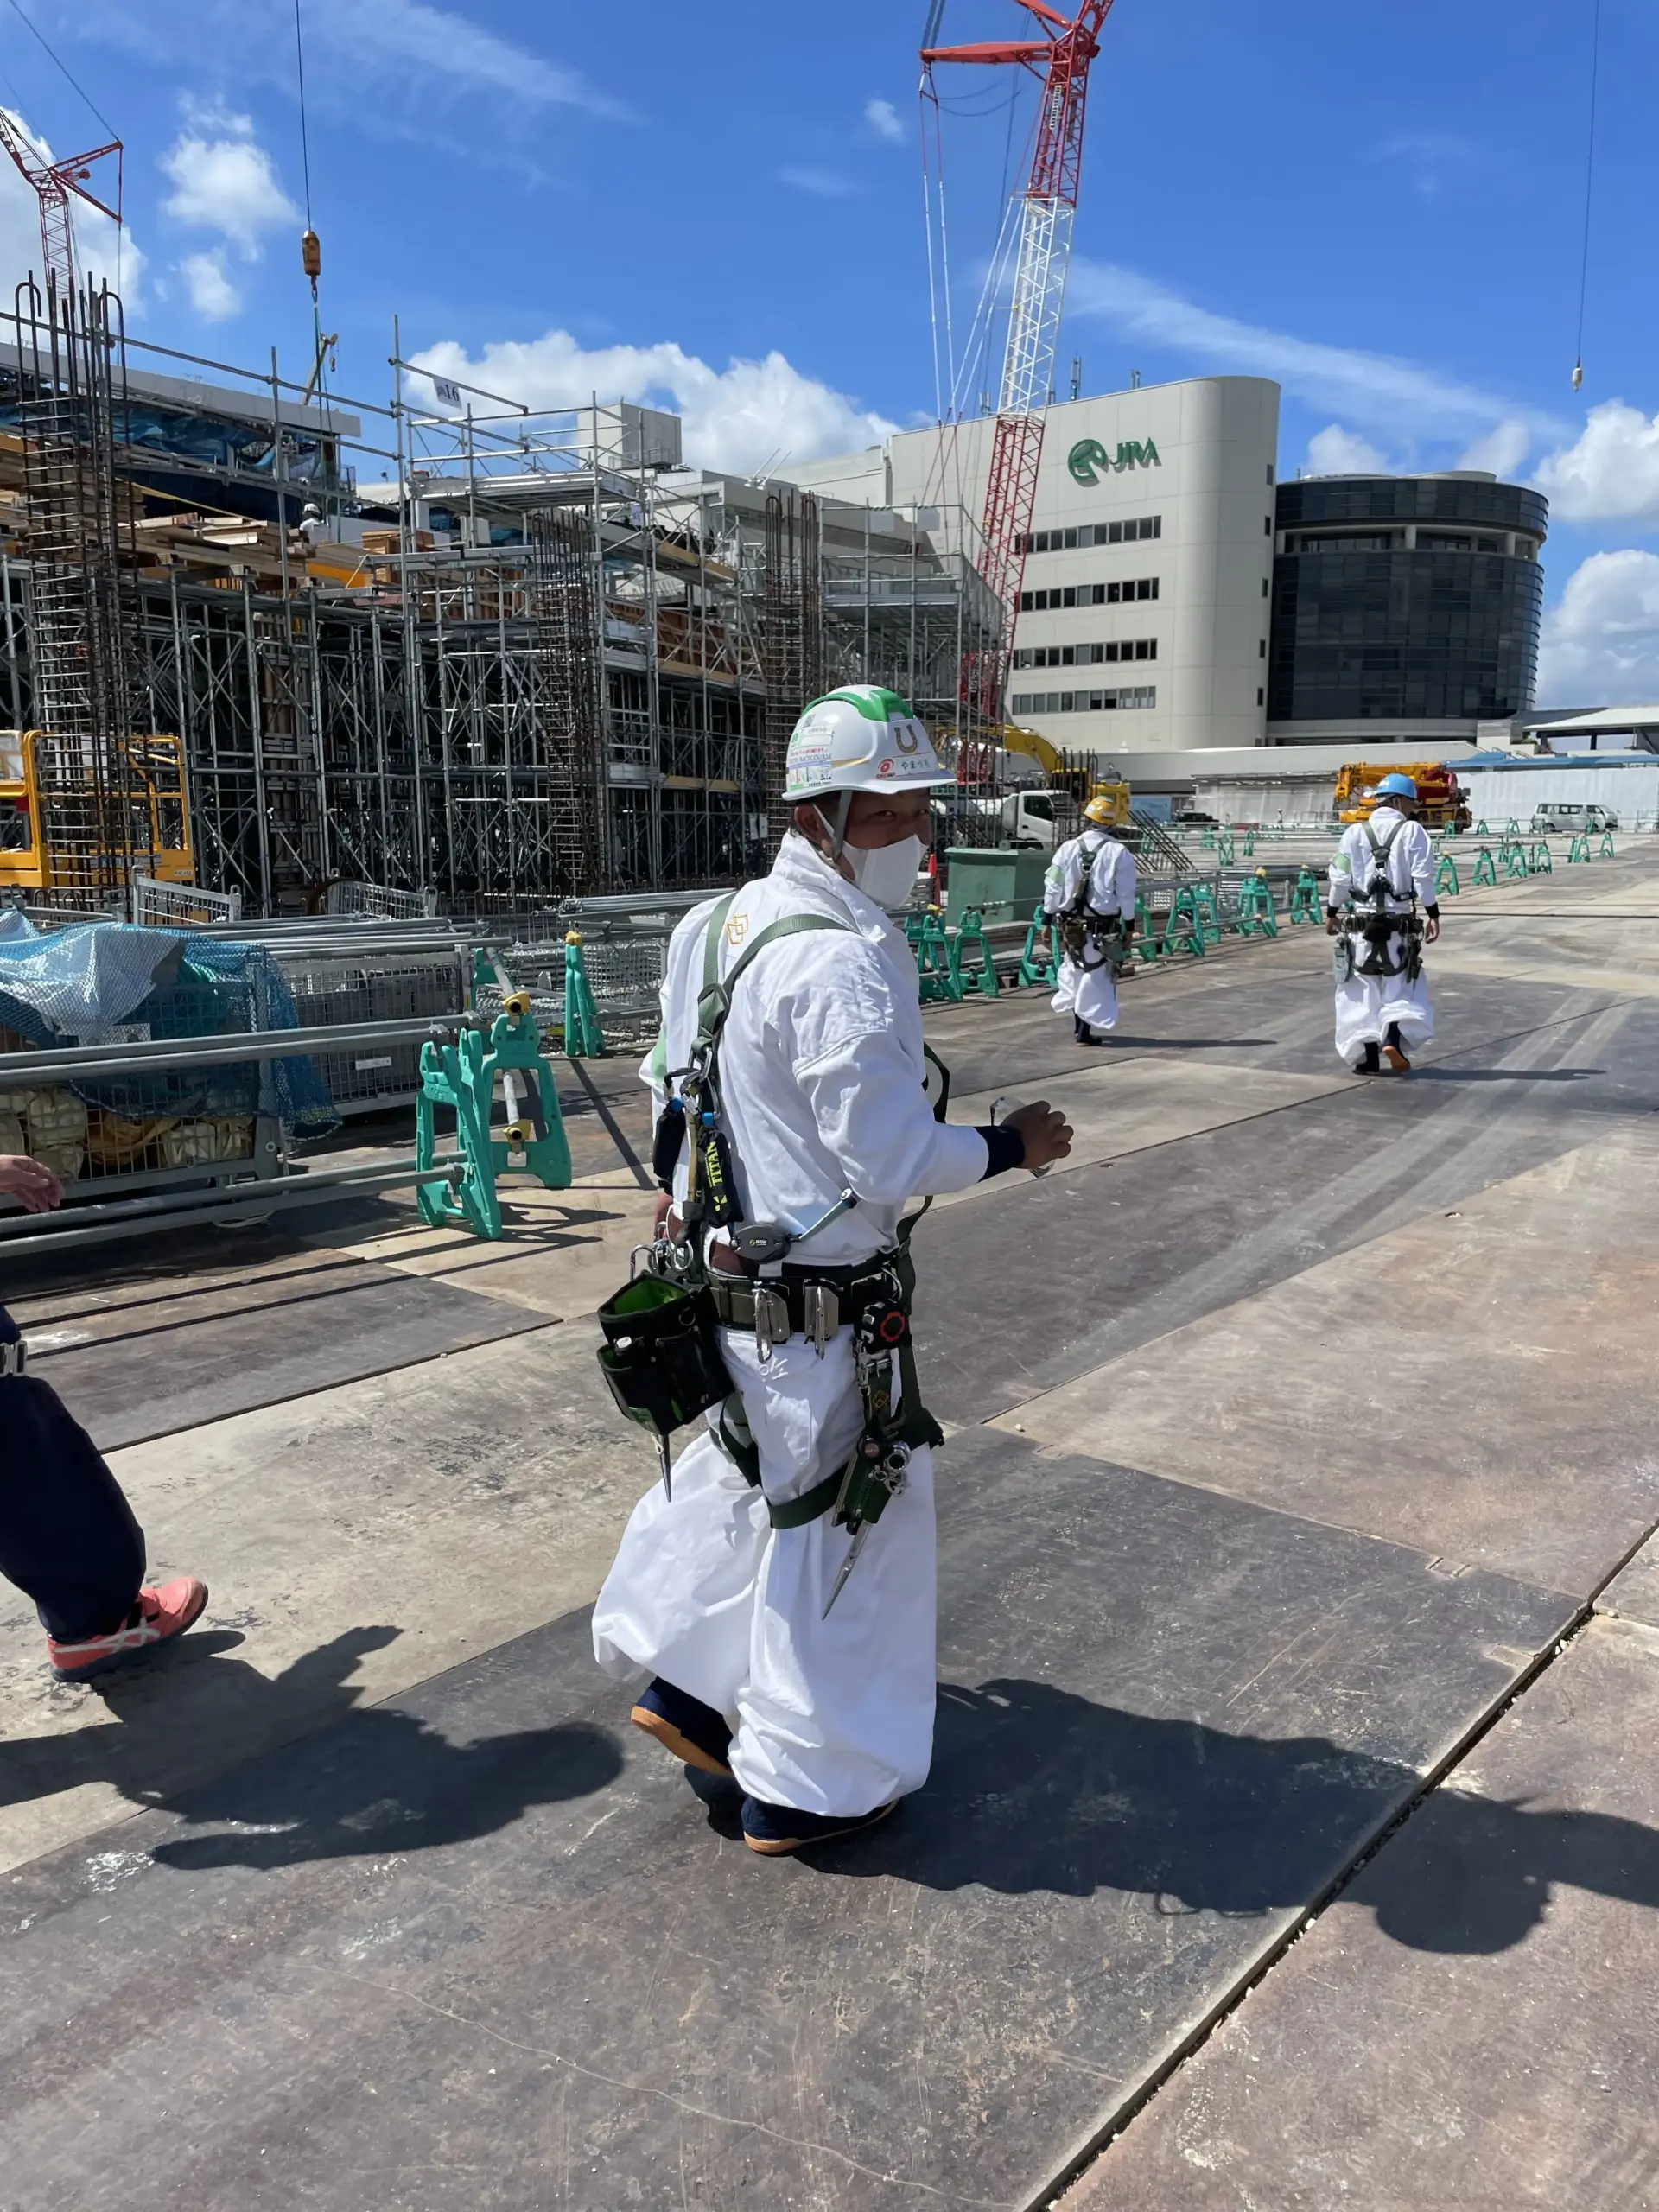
<box><xmin>1325</xmin><ymin>772</ymin><xmax>1442</xmax><ymax>1074</ymax></box>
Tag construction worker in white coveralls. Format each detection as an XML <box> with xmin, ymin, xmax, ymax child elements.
<box><xmin>1044</xmin><ymin>795</ymin><xmax>1138</xmax><ymax>1046</ymax></box>
<box><xmin>592</xmin><ymin>685</ymin><xmax>1072</xmax><ymax>1854</ymax></box>
<box><xmin>1325</xmin><ymin>771</ymin><xmax>1441</xmax><ymax>1075</ymax></box>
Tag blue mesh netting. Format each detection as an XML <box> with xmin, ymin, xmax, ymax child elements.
<box><xmin>0</xmin><ymin>920</ymin><xmax>338</xmax><ymax>1137</ymax></box>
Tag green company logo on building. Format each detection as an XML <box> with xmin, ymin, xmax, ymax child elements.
<box><xmin>1066</xmin><ymin>436</ymin><xmax>1160</xmax><ymax>486</ymax></box>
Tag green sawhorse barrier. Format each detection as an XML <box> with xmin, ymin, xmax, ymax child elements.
<box><xmin>416</xmin><ymin>1003</ymin><xmax>572</xmax><ymax>1241</ymax></box>
<box><xmin>1217</xmin><ymin>829</ymin><xmax>1236</xmax><ymax>865</ymax></box>
<box><xmin>1133</xmin><ymin>889</ymin><xmax>1164</xmax><ymax>962</ymax></box>
<box><xmin>1472</xmin><ymin>845</ymin><xmax>1497</xmax><ymax>887</ymax></box>
<box><xmin>1159</xmin><ymin>884</ymin><xmax>1208</xmax><ymax>958</ymax></box>
<box><xmin>1233</xmin><ymin>872</ymin><xmax>1278</xmax><ymax>938</ymax></box>
<box><xmin>1199</xmin><ymin>826</ymin><xmax>1217</xmax><ymax>850</ymax></box>
<box><xmin>1242</xmin><ymin>830</ymin><xmax>1257</xmax><ymax>857</ymax></box>
<box><xmin>907</xmin><ymin>907</ymin><xmax>963</xmax><ymax>1002</ymax></box>
<box><xmin>1287</xmin><ymin>867</ymin><xmax>1324</xmax><ymax>925</ymax></box>
<box><xmin>1502</xmin><ymin>839</ymin><xmax>1529</xmax><ymax>880</ymax></box>
<box><xmin>1017</xmin><ymin>905</ymin><xmax>1061</xmax><ymax>988</ymax></box>
<box><xmin>950</xmin><ymin>905</ymin><xmax>1001</xmax><ymax>1000</ymax></box>
<box><xmin>563</xmin><ymin>931</ymin><xmax>607</xmax><ymax>1057</ymax></box>
<box><xmin>1600</xmin><ymin>830</ymin><xmax>1617</xmax><ymax>858</ymax></box>
<box><xmin>1567</xmin><ymin>833</ymin><xmax>1592</xmax><ymax>864</ymax></box>
<box><xmin>1435</xmin><ymin>850</ymin><xmax>1461</xmax><ymax>897</ymax></box>
<box><xmin>1192</xmin><ymin>880</ymin><xmax>1223</xmax><ymax>947</ymax></box>
<box><xmin>1528</xmin><ymin>841</ymin><xmax>1553</xmax><ymax>874</ymax></box>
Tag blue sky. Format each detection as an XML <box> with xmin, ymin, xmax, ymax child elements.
<box><xmin>2</xmin><ymin>0</ymin><xmax>1656</xmax><ymax>702</ymax></box>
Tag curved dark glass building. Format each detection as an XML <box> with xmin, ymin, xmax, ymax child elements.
<box><xmin>1268</xmin><ymin>474</ymin><xmax>1547</xmax><ymax>741</ymax></box>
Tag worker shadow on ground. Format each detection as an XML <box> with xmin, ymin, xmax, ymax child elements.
<box><xmin>0</xmin><ymin>1624</ymin><xmax>622</xmax><ymax>1866</ymax></box>
<box><xmin>1407</xmin><ymin>1066</ymin><xmax>1601</xmax><ymax>1084</ymax></box>
<box><xmin>797</xmin><ymin>1678</ymin><xmax>1659</xmax><ymax>1956</ymax></box>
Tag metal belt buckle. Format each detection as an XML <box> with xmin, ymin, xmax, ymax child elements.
<box><xmin>0</xmin><ymin>1340</ymin><xmax>26</xmax><ymax>1378</ymax></box>
<box><xmin>753</xmin><ymin>1284</ymin><xmax>789</xmax><ymax>1363</ymax></box>
<box><xmin>804</xmin><ymin>1282</ymin><xmax>837</xmax><ymax>1357</ymax></box>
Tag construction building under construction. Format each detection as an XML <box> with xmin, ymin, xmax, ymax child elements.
<box><xmin>0</xmin><ymin>279</ymin><xmax>1001</xmax><ymax>916</ymax></box>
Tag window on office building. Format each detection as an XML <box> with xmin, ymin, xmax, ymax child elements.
<box><xmin>1012</xmin><ymin>639</ymin><xmax>1158</xmax><ymax>669</ymax></box>
<box><xmin>1017</xmin><ymin>517</ymin><xmax>1161</xmax><ymax>554</ymax></box>
<box><xmin>1018</xmin><ymin>576</ymin><xmax>1159</xmax><ymax>612</ymax></box>
<box><xmin>1009</xmin><ymin>685</ymin><xmax>1157</xmax><ymax>714</ymax></box>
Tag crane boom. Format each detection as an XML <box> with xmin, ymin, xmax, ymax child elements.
<box><xmin>923</xmin><ymin>1</ymin><xmax>1114</xmax><ymax>738</ymax></box>
<box><xmin>0</xmin><ymin>109</ymin><xmax>122</xmax><ymax>294</ymax></box>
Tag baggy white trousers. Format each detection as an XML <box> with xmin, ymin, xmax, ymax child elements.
<box><xmin>1050</xmin><ymin>947</ymin><xmax>1119</xmax><ymax>1031</ymax></box>
<box><xmin>1333</xmin><ymin>928</ymin><xmax>1433</xmax><ymax>1064</ymax></box>
<box><xmin>592</xmin><ymin>1325</ymin><xmax>938</xmax><ymax>1818</ymax></box>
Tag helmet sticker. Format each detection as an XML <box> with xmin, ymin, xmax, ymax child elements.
<box><xmin>893</xmin><ymin>720</ymin><xmax>921</xmax><ymax>754</ymax></box>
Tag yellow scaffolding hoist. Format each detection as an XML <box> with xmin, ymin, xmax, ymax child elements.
<box><xmin>0</xmin><ymin>730</ymin><xmax>194</xmax><ymax>899</ymax></box>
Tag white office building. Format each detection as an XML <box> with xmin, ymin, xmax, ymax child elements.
<box><xmin>784</xmin><ymin>375</ymin><xmax>1281</xmax><ymax>758</ymax></box>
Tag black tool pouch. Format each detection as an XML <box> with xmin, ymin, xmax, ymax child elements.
<box><xmin>595</xmin><ymin>1275</ymin><xmax>733</xmax><ymax>1443</ymax></box>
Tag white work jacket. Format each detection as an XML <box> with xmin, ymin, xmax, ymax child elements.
<box><xmin>1043</xmin><ymin>829</ymin><xmax>1136</xmax><ymax>923</ymax></box>
<box><xmin>1328</xmin><ymin>807</ymin><xmax>1435</xmax><ymax>914</ymax></box>
<box><xmin>647</xmin><ymin>832</ymin><xmax>988</xmax><ymax>1267</ymax></box>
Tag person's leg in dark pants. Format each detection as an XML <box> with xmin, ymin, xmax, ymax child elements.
<box><xmin>1</xmin><ymin>1307</ymin><xmax>207</xmax><ymax>1681</ymax></box>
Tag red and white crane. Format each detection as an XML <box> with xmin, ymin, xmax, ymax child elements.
<box><xmin>0</xmin><ymin>107</ymin><xmax>122</xmax><ymax>296</ymax></box>
<box><xmin>921</xmin><ymin>0</ymin><xmax>1115</xmax><ymax>727</ymax></box>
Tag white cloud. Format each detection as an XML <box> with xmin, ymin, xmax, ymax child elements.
<box><xmin>1068</xmin><ymin>261</ymin><xmax>1559</xmax><ymax>448</ymax></box>
<box><xmin>74</xmin><ymin>0</ymin><xmax>623</xmax><ymax>120</ymax></box>
<box><xmin>866</xmin><ymin>98</ymin><xmax>904</xmax><ymax>143</ymax></box>
<box><xmin>1537</xmin><ymin>550</ymin><xmax>1659</xmax><ymax>704</ymax></box>
<box><xmin>1376</xmin><ymin>130</ymin><xmax>1480</xmax><ymax>201</ymax></box>
<box><xmin>409</xmin><ymin>328</ymin><xmax>897</xmax><ymax>475</ymax></box>
<box><xmin>161</xmin><ymin>119</ymin><xmax>298</xmax><ymax>257</ymax></box>
<box><xmin>179</xmin><ymin>250</ymin><xmax>240</xmax><ymax>321</ymax></box>
<box><xmin>1458</xmin><ymin>417</ymin><xmax>1531</xmax><ymax>479</ymax></box>
<box><xmin>1305</xmin><ymin>425</ymin><xmax>1389</xmax><ymax>476</ymax></box>
<box><xmin>778</xmin><ymin>167</ymin><xmax>859</xmax><ymax>200</ymax></box>
<box><xmin>0</xmin><ymin>105</ymin><xmax>146</xmax><ymax>307</ymax></box>
<box><xmin>1535</xmin><ymin>403</ymin><xmax>1659</xmax><ymax>527</ymax></box>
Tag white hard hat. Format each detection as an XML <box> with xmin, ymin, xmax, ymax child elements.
<box><xmin>782</xmin><ymin>686</ymin><xmax>956</xmax><ymax>803</ymax></box>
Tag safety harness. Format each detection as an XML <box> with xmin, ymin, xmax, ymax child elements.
<box><xmin>1058</xmin><ymin>834</ymin><xmax>1128</xmax><ymax>972</ymax></box>
<box><xmin>1333</xmin><ymin>818</ymin><xmax>1425</xmax><ymax>983</ymax></box>
<box><xmin>595</xmin><ymin>888</ymin><xmax>944</xmax><ymax>1547</ymax></box>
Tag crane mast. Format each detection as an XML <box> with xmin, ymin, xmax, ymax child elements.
<box><xmin>922</xmin><ymin>0</ymin><xmax>1114</xmax><ymax>732</ymax></box>
<box><xmin>0</xmin><ymin>110</ymin><xmax>122</xmax><ymax>296</ymax></box>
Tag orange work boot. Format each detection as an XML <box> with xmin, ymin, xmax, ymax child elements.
<box><xmin>47</xmin><ymin>1576</ymin><xmax>209</xmax><ymax>1682</ymax></box>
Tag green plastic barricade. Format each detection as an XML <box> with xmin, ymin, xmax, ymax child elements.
<box><xmin>1287</xmin><ymin>868</ymin><xmax>1324</xmax><ymax>925</ymax></box>
<box><xmin>1472</xmin><ymin>845</ymin><xmax>1497</xmax><ymax>887</ymax></box>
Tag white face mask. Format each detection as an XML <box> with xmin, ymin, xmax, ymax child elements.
<box><xmin>844</xmin><ymin>834</ymin><xmax>925</xmax><ymax>911</ymax></box>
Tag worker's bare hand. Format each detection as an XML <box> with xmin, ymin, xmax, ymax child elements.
<box><xmin>0</xmin><ymin>1153</ymin><xmax>61</xmax><ymax>1214</ymax></box>
<box><xmin>1424</xmin><ymin>914</ymin><xmax>1441</xmax><ymax>944</ymax></box>
<box><xmin>1006</xmin><ymin>1101</ymin><xmax>1072</xmax><ymax>1171</ymax></box>
<box><xmin>1324</xmin><ymin>913</ymin><xmax>1343</xmax><ymax>937</ymax></box>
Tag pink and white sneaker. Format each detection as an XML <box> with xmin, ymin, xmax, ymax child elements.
<box><xmin>47</xmin><ymin>1576</ymin><xmax>209</xmax><ymax>1682</ymax></box>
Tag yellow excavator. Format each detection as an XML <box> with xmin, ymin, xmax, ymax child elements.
<box><xmin>0</xmin><ymin>729</ymin><xmax>194</xmax><ymax>895</ymax></box>
<box><xmin>998</xmin><ymin>721</ymin><xmax>1130</xmax><ymax>824</ymax></box>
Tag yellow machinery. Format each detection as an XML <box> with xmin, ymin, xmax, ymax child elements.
<box><xmin>1335</xmin><ymin>760</ymin><xmax>1471</xmax><ymax>833</ymax></box>
<box><xmin>998</xmin><ymin>722</ymin><xmax>1131</xmax><ymax>823</ymax></box>
<box><xmin>0</xmin><ymin>729</ymin><xmax>194</xmax><ymax>896</ymax></box>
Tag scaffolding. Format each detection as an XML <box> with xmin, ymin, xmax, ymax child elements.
<box><xmin>0</xmin><ymin>286</ymin><xmax>1002</xmax><ymax>914</ymax></box>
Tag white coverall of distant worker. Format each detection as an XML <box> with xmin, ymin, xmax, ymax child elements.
<box><xmin>1043</xmin><ymin>797</ymin><xmax>1138</xmax><ymax>1046</ymax></box>
<box><xmin>1325</xmin><ymin>772</ymin><xmax>1441</xmax><ymax>1076</ymax></box>
<box><xmin>592</xmin><ymin>685</ymin><xmax>1072</xmax><ymax>1857</ymax></box>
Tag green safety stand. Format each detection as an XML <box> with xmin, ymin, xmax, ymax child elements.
<box><xmin>1160</xmin><ymin>885</ymin><xmax>1206</xmax><ymax>957</ymax></box>
<box><xmin>1434</xmin><ymin>850</ymin><xmax>1461</xmax><ymax>898</ymax></box>
<box><xmin>1600</xmin><ymin>830</ymin><xmax>1617</xmax><ymax>859</ymax></box>
<box><xmin>563</xmin><ymin>931</ymin><xmax>608</xmax><ymax>1058</ymax></box>
<box><xmin>1199</xmin><ymin>826</ymin><xmax>1216</xmax><ymax>850</ymax></box>
<box><xmin>416</xmin><ymin>1007</ymin><xmax>573</xmax><ymax>1242</ymax></box>
<box><xmin>950</xmin><ymin>905</ymin><xmax>1001</xmax><ymax>1000</ymax></box>
<box><xmin>1243</xmin><ymin>830</ymin><xmax>1257</xmax><ymax>857</ymax></box>
<box><xmin>1016</xmin><ymin>905</ymin><xmax>1061</xmax><ymax>988</ymax></box>
<box><xmin>1192</xmin><ymin>880</ymin><xmax>1223</xmax><ymax>946</ymax></box>
<box><xmin>1472</xmin><ymin>844</ymin><xmax>1497</xmax><ymax>887</ymax></box>
<box><xmin>1234</xmin><ymin>872</ymin><xmax>1278</xmax><ymax>938</ymax></box>
<box><xmin>1287</xmin><ymin>868</ymin><xmax>1323</xmax><ymax>925</ymax></box>
<box><xmin>1217</xmin><ymin>829</ymin><xmax>1236</xmax><ymax>865</ymax></box>
<box><xmin>908</xmin><ymin>908</ymin><xmax>963</xmax><ymax>1002</ymax></box>
<box><xmin>1473</xmin><ymin>819</ymin><xmax>1490</xmax><ymax>836</ymax></box>
<box><xmin>1502</xmin><ymin>839</ymin><xmax>1529</xmax><ymax>880</ymax></box>
<box><xmin>1528</xmin><ymin>840</ymin><xmax>1553</xmax><ymax>874</ymax></box>
<box><xmin>1133</xmin><ymin>889</ymin><xmax>1162</xmax><ymax>962</ymax></box>
<box><xmin>1503</xmin><ymin>817</ymin><xmax>1522</xmax><ymax>837</ymax></box>
<box><xmin>1567</xmin><ymin>833</ymin><xmax>1591</xmax><ymax>864</ymax></box>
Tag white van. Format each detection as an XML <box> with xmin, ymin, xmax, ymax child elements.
<box><xmin>1531</xmin><ymin>802</ymin><xmax>1618</xmax><ymax>835</ymax></box>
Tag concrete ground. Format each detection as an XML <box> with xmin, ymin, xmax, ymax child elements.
<box><xmin>3</xmin><ymin>845</ymin><xmax>1658</xmax><ymax>2209</ymax></box>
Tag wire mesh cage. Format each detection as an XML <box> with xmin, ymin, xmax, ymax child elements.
<box><xmin>276</xmin><ymin>947</ymin><xmax>469</xmax><ymax>1112</ymax></box>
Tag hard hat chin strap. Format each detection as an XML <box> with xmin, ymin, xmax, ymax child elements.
<box><xmin>810</xmin><ymin>789</ymin><xmax>853</xmax><ymax>863</ymax></box>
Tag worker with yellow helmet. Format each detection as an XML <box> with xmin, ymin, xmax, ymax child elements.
<box><xmin>1042</xmin><ymin>794</ymin><xmax>1138</xmax><ymax>1045</ymax></box>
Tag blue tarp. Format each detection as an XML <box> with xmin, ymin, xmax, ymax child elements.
<box><xmin>0</xmin><ymin>919</ymin><xmax>337</xmax><ymax>1137</ymax></box>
